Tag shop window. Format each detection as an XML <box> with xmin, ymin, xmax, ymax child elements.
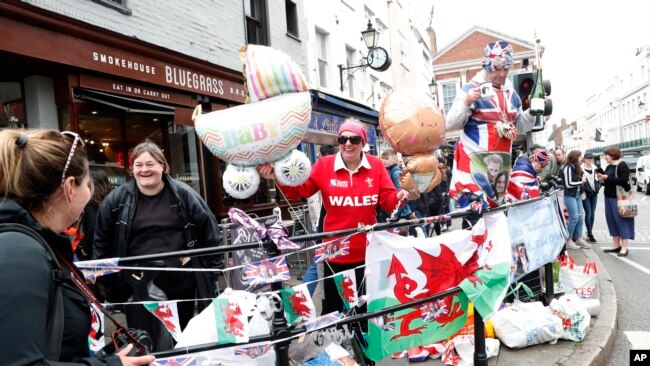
<box><xmin>0</xmin><ymin>82</ymin><xmax>27</xmax><ymax>129</ymax></box>
<box><xmin>245</xmin><ymin>0</ymin><xmax>269</xmax><ymax>46</ymax></box>
<box><xmin>90</xmin><ymin>0</ymin><xmax>132</xmax><ymax>15</ymax></box>
<box><xmin>220</xmin><ymin>160</ymin><xmax>276</xmax><ymax>207</ymax></box>
<box><xmin>168</xmin><ymin>123</ymin><xmax>201</xmax><ymax>193</ymax></box>
<box><xmin>285</xmin><ymin>0</ymin><xmax>299</xmax><ymax>38</ymax></box>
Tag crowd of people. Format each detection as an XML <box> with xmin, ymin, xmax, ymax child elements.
<box><xmin>0</xmin><ymin>38</ymin><xmax>638</xmax><ymax>365</ymax></box>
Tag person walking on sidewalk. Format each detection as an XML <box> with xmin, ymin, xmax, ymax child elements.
<box><xmin>562</xmin><ymin>150</ymin><xmax>589</xmax><ymax>249</ymax></box>
<box><xmin>581</xmin><ymin>153</ymin><xmax>600</xmax><ymax>243</ymax></box>
<box><xmin>597</xmin><ymin>146</ymin><xmax>635</xmax><ymax>256</ymax></box>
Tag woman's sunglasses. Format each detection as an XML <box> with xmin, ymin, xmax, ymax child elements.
<box><xmin>337</xmin><ymin>135</ymin><xmax>362</xmax><ymax>145</ymax></box>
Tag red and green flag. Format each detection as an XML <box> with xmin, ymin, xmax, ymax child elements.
<box><xmin>280</xmin><ymin>283</ymin><xmax>316</xmax><ymax>324</ymax></box>
<box><xmin>333</xmin><ymin>269</ymin><xmax>358</xmax><ymax>310</ymax></box>
<box><xmin>365</xmin><ymin>212</ymin><xmax>511</xmax><ymax>361</ymax></box>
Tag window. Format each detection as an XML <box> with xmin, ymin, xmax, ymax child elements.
<box><xmin>346</xmin><ymin>46</ymin><xmax>356</xmax><ymax>98</ymax></box>
<box><xmin>316</xmin><ymin>29</ymin><xmax>329</xmax><ymax>87</ymax></box>
<box><xmin>442</xmin><ymin>82</ymin><xmax>457</xmax><ymax>113</ymax></box>
<box><xmin>285</xmin><ymin>0</ymin><xmax>299</xmax><ymax>38</ymax></box>
<box><xmin>422</xmin><ymin>50</ymin><xmax>430</xmax><ymax>75</ymax></box>
<box><xmin>0</xmin><ymin>82</ymin><xmax>26</xmax><ymax>129</ymax></box>
<box><xmin>90</xmin><ymin>0</ymin><xmax>131</xmax><ymax>15</ymax></box>
<box><xmin>245</xmin><ymin>0</ymin><xmax>269</xmax><ymax>46</ymax></box>
<box><xmin>399</xmin><ymin>32</ymin><xmax>406</xmax><ymax>66</ymax></box>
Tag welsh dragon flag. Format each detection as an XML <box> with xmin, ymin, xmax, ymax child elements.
<box><xmin>333</xmin><ymin>269</ymin><xmax>358</xmax><ymax>310</ymax></box>
<box><xmin>280</xmin><ymin>283</ymin><xmax>316</xmax><ymax>324</ymax></box>
<box><xmin>143</xmin><ymin>301</ymin><xmax>182</xmax><ymax>341</ymax></box>
<box><xmin>365</xmin><ymin>212</ymin><xmax>510</xmax><ymax>361</ymax></box>
<box><xmin>213</xmin><ymin>297</ymin><xmax>249</xmax><ymax>344</ymax></box>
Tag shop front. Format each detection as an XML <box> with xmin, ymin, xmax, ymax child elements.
<box><xmin>0</xmin><ymin>3</ymin><xmax>383</xmax><ymax>219</ymax></box>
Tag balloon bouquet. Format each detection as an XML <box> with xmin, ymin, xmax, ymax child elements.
<box><xmin>193</xmin><ymin>45</ymin><xmax>312</xmax><ymax>199</ymax></box>
<box><xmin>379</xmin><ymin>89</ymin><xmax>446</xmax><ymax>195</ymax></box>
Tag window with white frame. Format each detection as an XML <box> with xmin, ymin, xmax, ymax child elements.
<box><xmin>346</xmin><ymin>46</ymin><xmax>356</xmax><ymax>98</ymax></box>
<box><xmin>442</xmin><ymin>82</ymin><xmax>457</xmax><ymax>113</ymax></box>
<box><xmin>422</xmin><ymin>50</ymin><xmax>430</xmax><ymax>75</ymax></box>
<box><xmin>316</xmin><ymin>29</ymin><xmax>328</xmax><ymax>87</ymax></box>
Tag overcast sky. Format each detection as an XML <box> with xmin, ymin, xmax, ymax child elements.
<box><xmin>416</xmin><ymin>0</ymin><xmax>650</xmax><ymax>127</ymax></box>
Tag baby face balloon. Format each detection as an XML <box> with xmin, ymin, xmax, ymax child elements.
<box><xmin>379</xmin><ymin>89</ymin><xmax>445</xmax><ymax>155</ymax></box>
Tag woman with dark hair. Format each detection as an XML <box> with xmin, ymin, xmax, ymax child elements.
<box><xmin>562</xmin><ymin>150</ymin><xmax>588</xmax><ymax>249</ymax></box>
<box><xmin>75</xmin><ymin>169</ymin><xmax>114</xmax><ymax>260</ymax></box>
<box><xmin>597</xmin><ymin>146</ymin><xmax>635</xmax><ymax>256</ymax></box>
<box><xmin>493</xmin><ymin>171</ymin><xmax>508</xmax><ymax>204</ymax></box>
<box><xmin>0</xmin><ymin>129</ymin><xmax>154</xmax><ymax>365</ymax></box>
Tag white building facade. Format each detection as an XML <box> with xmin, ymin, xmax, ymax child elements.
<box><xmin>585</xmin><ymin>46</ymin><xmax>650</xmax><ymax>154</ymax></box>
<box><xmin>303</xmin><ymin>0</ymin><xmax>434</xmax><ymax>111</ymax></box>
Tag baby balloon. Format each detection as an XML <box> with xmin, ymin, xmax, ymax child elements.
<box><xmin>193</xmin><ymin>45</ymin><xmax>312</xmax><ymax>199</ymax></box>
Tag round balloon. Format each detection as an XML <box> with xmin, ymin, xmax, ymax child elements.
<box><xmin>193</xmin><ymin>91</ymin><xmax>312</xmax><ymax>166</ymax></box>
<box><xmin>379</xmin><ymin>89</ymin><xmax>445</xmax><ymax>155</ymax></box>
<box><xmin>222</xmin><ymin>164</ymin><xmax>260</xmax><ymax>200</ymax></box>
<box><xmin>273</xmin><ymin>149</ymin><xmax>312</xmax><ymax>187</ymax></box>
<box><xmin>399</xmin><ymin>154</ymin><xmax>443</xmax><ymax>193</ymax></box>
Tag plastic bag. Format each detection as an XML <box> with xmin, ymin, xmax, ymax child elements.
<box><xmin>491</xmin><ymin>302</ymin><xmax>564</xmax><ymax>348</ymax></box>
<box><xmin>549</xmin><ymin>295</ymin><xmax>591</xmax><ymax>342</ymax></box>
<box><xmin>557</xmin><ymin>254</ymin><xmax>598</xmax><ymax>299</ymax></box>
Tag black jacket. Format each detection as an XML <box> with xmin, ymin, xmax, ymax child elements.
<box><xmin>0</xmin><ymin>199</ymin><xmax>121</xmax><ymax>366</ymax></box>
<box><xmin>92</xmin><ymin>174</ymin><xmax>224</xmax><ymax>303</ymax></box>
<box><xmin>562</xmin><ymin>163</ymin><xmax>582</xmax><ymax>197</ymax></box>
<box><xmin>603</xmin><ymin>162</ymin><xmax>631</xmax><ymax>198</ymax></box>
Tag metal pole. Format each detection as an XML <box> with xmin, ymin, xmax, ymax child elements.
<box><xmin>473</xmin><ymin>311</ymin><xmax>488</xmax><ymax>366</ymax></box>
<box><xmin>270</xmin><ymin>280</ymin><xmax>291</xmax><ymax>366</ymax></box>
<box><xmin>544</xmin><ymin>262</ymin><xmax>555</xmax><ymax>305</ymax></box>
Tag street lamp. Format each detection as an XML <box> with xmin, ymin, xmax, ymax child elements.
<box><xmin>428</xmin><ymin>77</ymin><xmax>438</xmax><ymax>96</ymax></box>
<box><xmin>360</xmin><ymin>20</ymin><xmax>379</xmax><ymax>49</ymax></box>
<box><xmin>338</xmin><ymin>20</ymin><xmax>391</xmax><ymax>92</ymax></box>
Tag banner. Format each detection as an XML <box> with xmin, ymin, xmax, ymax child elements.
<box><xmin>365</xmin><ymin>213</ymin><xmax>510</xmax><ymax>361</ymax></box>
<box><xmin>507</xmin><ymin>195</ymin><xmax>567</xmax><ymax>282</ymax></box>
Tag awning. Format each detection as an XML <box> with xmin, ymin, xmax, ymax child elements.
<box><xmin>74</xmin><ymin>89</ymin><xmax>175</xmax><ymax>115</ymax></box>
<box><xmin>310</xmin><ymin>90</ymin><xmax>379</xmax><ymax>122</ymax></box>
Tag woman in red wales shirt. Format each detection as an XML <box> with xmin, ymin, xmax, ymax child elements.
<box><xmin>258</xmin><ymin>119</ymin><xmax>413</xmax><ymax>314</ymax></box>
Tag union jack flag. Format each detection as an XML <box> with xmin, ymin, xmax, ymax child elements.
<box><xmin>243</xmin><ymin>257</ymin><xmax>290</xmax><ymax>286</ymax></box>
<box><xmin>304</xmin><ymin>311</ymin><xmax>341</xmax><ymax>332</ymax></box>
<box><xmin>419</xmin><ymin>299</ymin><xmax>448</xmax><ymax>323</ymax></box>
<box><xmin>505</xmin><ymin>156</ymin><xmax>540</xmax><ymax>202</ymax></box>
<box><xmin>151</xmin><ymin>356</ymin><xmax>197</xmax><ymax>366</ymax></box>
<box><xmin>370</xmin><ymin>312</ymin><xmax>395</xmax><ymax>332</ymax></box>
<box><xmin>449</xmin><ymin>77</ymin><xmax>529</xmax><ymax>209</ymax></box>
<box><xmin>234</xmin><ymin>344</ymin><xmax>273</xmax><ymax>358</ymax></box>
<box><xmin>313</xmin><ymin>236</ymin><xmax>351</xmax><ymax>263</ymax></box>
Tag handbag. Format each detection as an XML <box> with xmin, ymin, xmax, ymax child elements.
<box><xmin>614</xmin><ymin>163</ymin><xmax>638</xmax><ymax>218</ymax></box>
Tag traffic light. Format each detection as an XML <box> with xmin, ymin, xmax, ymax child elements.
<box><xmin>512</xmin><ymin>72</ymin><xmax>552</xmax><ymax>116</ymax></box>
<box><xmin>512</xmin><ymin>72</ymin><xmax>535</xmax><ymax>111</ymax></box>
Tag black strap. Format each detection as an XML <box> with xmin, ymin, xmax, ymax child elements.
<box><xmin>54</xmin><ymin>251</ymin><xmax>148</xmax><ymax>355</ymax></box>
<box><xmin>0</xmin><ymin>223</ymin><xmax>63</xmax><ymax>360</ymax></box>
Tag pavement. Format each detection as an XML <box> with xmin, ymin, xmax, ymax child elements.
<box><xmin>374</xmin><ymin>244</ymin><xmax>618</xmax><ymax>366</ymax></box>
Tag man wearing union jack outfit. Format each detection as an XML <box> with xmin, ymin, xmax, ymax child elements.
<box><xmin>446</xmin><ymin>40</ymin><xmax>538</xmax><ymax>215</ymax></box>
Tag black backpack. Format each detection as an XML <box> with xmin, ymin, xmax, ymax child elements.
<box><xmin>0</xmin><ymin>223</ymin><xmax>64</xmax><ymax>360</ymax></box>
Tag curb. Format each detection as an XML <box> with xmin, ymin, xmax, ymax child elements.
<box><xmin>568</xmin><ymin>248</ymin><xmax>618</xmax><ymax>366</ymax></box>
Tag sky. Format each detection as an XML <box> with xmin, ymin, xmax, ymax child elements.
<box><xmin>416</xmin><ymin>0</ymin><xmax>650</xmax><ymax>128</ymax></box>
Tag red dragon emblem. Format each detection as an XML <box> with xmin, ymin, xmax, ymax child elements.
<box><xmin>337</xmin><ymin>275</ymin><xmax>356</xmax><ymax>303</ymax></box>
<box><xmin>222</xmin><ymin>303</ymin><xmax>246</xmax><ymax>337</ymax></box>
<box><xmin>154</xmin><ymin>304</ymin><xmax>178</xmax><ymax>333</ymax></box>
<box><xmin>288</xmin><ymin>289</ymin><xmax>312</xmax><ymax>317</ymax></box>
<box><xmin>387</xmin><ymin>244</ymin><xmax>481</xmax><ymax>340</ymax></box>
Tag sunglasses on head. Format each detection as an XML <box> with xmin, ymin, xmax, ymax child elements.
<box><xmin>60</xmin><ymin>131</ymin><xmax>85</xmax><ymax>187</ymax></box>
<box><xmin>337</xmin><ymin>135</ymin><xmax>362</xmax><ymax>145</ymax></box>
